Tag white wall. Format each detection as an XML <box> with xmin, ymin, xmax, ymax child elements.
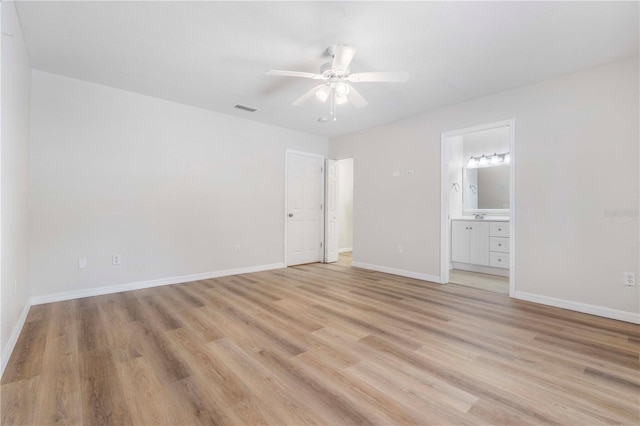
<box><xmin>29</xmin><ymin>71</ymin><xmax>327</xmax><ymax>298</ymax></box>
<box><xmin>337</xmin><ymin>158</ymin><xmax>353</xmax><ymax>251</ymax></box>
<box><xmin>1</xmin><ymin>1</ymin><xmax>31</xmax><ymax>362</ymax></box>
<box><xmin>330</xmin><ymin>57</ymin><xmax>639</xmax><ymax>318</ymax></box>
<box><xmin>462</xmin><ymin>126</ymin><xmax>510</xmax><ymax>160</ymax></box>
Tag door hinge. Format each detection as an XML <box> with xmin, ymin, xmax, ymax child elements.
<box><xmin>321</xmin><ymin>204</ymin><xmax>323</xmax><ymax>210</ymax></box>
<box><xmin>321</xmin><ymin>167</ymin><xmax>323</xmax><ymax>173</ymax></box>
<box><xmin>320</xmin><ymin>242</ymin><xmax>323</xmax><ymax>248</ymax></box>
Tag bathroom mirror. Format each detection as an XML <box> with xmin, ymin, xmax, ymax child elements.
<box><xmin>463</xmin><ymin>164</ymin><xmax>510</xmax><ymax>213</ymax></box>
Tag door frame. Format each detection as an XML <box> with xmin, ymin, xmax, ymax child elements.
<box><xmin>333</xmin><ymin>156</ymin><xmax>355</xmax><ymax>257</ymax></box>
<box><xmin>440</xmin><ymin>119</ymin><xmax>516</xmax><ymax>296</ymax></box>
<box><xmin>284</xmin><ymin>149</ymin><xmax>325</xmax><ymax>267</ymax></box>
<box><xmin>324</xmin><ymin>159</ymin><xmax>339</xmax><ymax>263</ymax></box>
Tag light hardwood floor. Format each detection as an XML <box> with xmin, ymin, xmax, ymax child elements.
<box><xmin>2</xmin><ymin>260</ymin><xmax>639</xmax><ymax>425</ymax></box>
<box><xmin>449</xmin><ymin>269</ymin><xmax>509</xmax><ymax>294</ymax></box>
<box><xmin>336</xmin><ymin>251</ymin><xmax>352</xmax><ymax>267</ymax></box>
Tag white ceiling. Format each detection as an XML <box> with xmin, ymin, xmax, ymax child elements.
<box><xmin>15</xmin><ymin>1</ymin><xmax>639</xmax><ymax>138</ymax></box>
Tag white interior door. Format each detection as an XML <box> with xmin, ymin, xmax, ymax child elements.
<box><xmin>324</xmin><ymin>159</ymin><xmax>339</xmax><ymax>263</ymax></box>
<box><xmin>286</xmin><ymin>152</ymin><xmax>324</xmax><ymax>266</ymax></box>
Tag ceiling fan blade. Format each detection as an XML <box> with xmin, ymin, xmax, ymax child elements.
<box><xmin>346</xmin><ymin>85</ymin><xmax>368</xmax><ymax>109</ymax></box>
<box><xmin>266</xmin><ymin>70</ymin><xmax>324</xmax><ymax>80</ymax></box>
<box><xmin>347</xmin><ymin>72</ymin><xmax>410</xmax><ymax>83</ymax></box>
<box><xmin>292</xmin><ymin>84</ymin><xmax>326</xmax><ymax>106</ymax></box>
<box><xmin>332</xmin><ymin>45</ymin><xmax>356</xmax><ymax>71</ymax></box>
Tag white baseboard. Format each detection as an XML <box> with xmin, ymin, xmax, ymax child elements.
<box><xmin>338</xmin><ymin>247</ymin><xmax>353</xmax><ymax>253</ymax></box>
<box><xmin>1</xmin><ymin>302</ymin><xmax>31</xmax><ymax>377</ymax></box>
<box><xmin>30</xmin><ymin>263</ymin><xmax>285</xmax><ymax>306</ymax></box>
<box><xmin>351</xmin><ymin>261</ymin><xmax>442</xmax><ymax>284</ymax></box>
<box><xmin>513</xmin><ymin>291</ymin><xmax>640</xmax><ymax>324</ymax></box>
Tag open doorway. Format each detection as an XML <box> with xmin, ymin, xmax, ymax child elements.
<box><xmin>336</xmin><ymin>158</ymin><xmax>353</xmax><ymax>266</ymax></box>
<box><xmin>441</xmin><ymin>120</ymin><xmax>515</xmax><ymax>295</ymax></box>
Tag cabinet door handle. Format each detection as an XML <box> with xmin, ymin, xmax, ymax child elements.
<box><xmin>498</xmin><ymin>228</ymin><xmax>502</xmax><ymax>231</ymax></box>
<box><xmin>498</xmin><ymin>243</ymin><xmax>502</xmax><ymax>247</ymax></box>
<box><xmin>469</xmin><ymin>227</ymin><xmax>472</xmax><ymax>230</ymax></box>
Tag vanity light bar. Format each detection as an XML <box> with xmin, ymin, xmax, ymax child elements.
<box><xmin>467</xmin><ymin>152</ymin><xmax>510</xmax><ymax>168</ymax></box>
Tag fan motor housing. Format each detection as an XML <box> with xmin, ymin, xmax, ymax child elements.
<box><xmin>320</xmin><ymin>62</ymin><xmax>349</xmax><ymax>79</ymax></box>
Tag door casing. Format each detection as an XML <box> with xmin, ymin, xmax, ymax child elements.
<box><xmin>324</xmin><ymin>159</ymin><xmax>339</xmax><ymax>263</ymax></box>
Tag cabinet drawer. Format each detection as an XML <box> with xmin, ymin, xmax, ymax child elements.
<box><xmin>490</xmin><ymin>237</ymin><xmax>510</xmax><ymax>253</ymax></box>
<box><xmin>490</xmin><ymin>252</ymin><xmax>510</xmax><ymax>269</ymax></box>
<box><xmin>490</xmin><ymin>222</ymin><xmax>510</xmax><ymax>237</ymax></box>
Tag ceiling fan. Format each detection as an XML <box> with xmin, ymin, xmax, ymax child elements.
<box><xmin>266</xmin><ymin>44</ymin><xmax>409</xmax><ymax>121</ymax></box>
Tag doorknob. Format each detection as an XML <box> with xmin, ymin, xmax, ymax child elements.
<box><xmin>288</xmin><ymin>213</ymin><xmax>294</xmax><ymax>217</ymax></box>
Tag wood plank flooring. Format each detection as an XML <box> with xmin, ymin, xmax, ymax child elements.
<box><xmin>449</xmin><ymin>269</ymin><xmax>509</xmax><ymax>294</ymax></box>
<box><xmin>336</xmin><ymin>251</ymin><xmax>352</xmax><ymax>267</ymax></box>
<box><xmin>2</xmin><ymin>257</ymin><xmax>639</xmax><ymax>425</ymax></box>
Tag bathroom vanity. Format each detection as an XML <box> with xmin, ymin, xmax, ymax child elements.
<box><xmin>451</xmin><ymin>218</ymin><xmax>510</xmax><ymax>276</ymax></box>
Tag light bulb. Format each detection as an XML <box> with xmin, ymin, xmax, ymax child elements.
<box><xmin>491</xmin><ymin>153</ymin><xmax>501</xmax><ymax>164</ymax></box>
<box><xmin>467</xmin><ymin>157</ymin><xmax>476</xmax><ymax>168</ymax></box>
<box><xmin>504</xmin><ymin>153</ymin><xmax>510</xmax><ymax>163</ymax></box>
<box><xmin>479</xmin><ymin>155</ymin><xmax>489</xmax><ymax>166</ymax></box>
<box><xmin>334</xmin><ymin>83</ymin><xmax>350</xmax><ymax>97</ymax></box>
<box><xmin>315</xmin><ymin>86</ymin><xmax>330</xmax><ymax>103</ymax></box>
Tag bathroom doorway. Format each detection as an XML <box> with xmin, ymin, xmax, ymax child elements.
<box><xmin>440</xmin><ymin>120</ymin><xmax>515</xmax><ymax>295</ymax></box>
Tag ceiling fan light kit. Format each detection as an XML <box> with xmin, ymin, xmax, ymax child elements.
<box><xmin>315</xmin><ymin>85</ymin><xmax>330</xmax><ymax>102</ymax></box>
<box><xmin>266</xmin><ymin>44</ymin><xmax>409</xmax><ymax>122</ymax></box>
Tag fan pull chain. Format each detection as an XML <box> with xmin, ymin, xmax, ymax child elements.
<box><xmin>330</xmin><ymin>88</ymin><xmax>337</xmax><ymax>122</ymax></box>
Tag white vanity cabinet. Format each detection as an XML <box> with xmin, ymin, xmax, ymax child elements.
<box><xmin>452</xmin><ymin>219</ymin><xmax>510</xmax><ymax>271</ymax></box>
<box><xmin>451</xmin><ymin>221</ymin><xmax>490</xmax><ymax>266</ymax></box>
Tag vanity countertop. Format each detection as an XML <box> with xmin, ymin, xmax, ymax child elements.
<box><xmin>452</xmin><ymin>217</ymin><xmax>510</xmax><ymax>222</ymax></box>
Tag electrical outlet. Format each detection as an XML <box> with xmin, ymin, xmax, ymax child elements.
<box><xmin>392</xmin><ymin>171</ymin><xmax>400</xmax><ymax>177</ymax></box>
<box><xmin>407</xmin><ymin>170</ymin><xmax>415</xmax><ymax>176</ymax></box>
<box><xmin>79</xmin><ymin>257</ymin><xmax>87</xmax><ymax>269</ymax></box>
<box><xmin>396</xmin><ymin>245</ymin><xmax>403</xmax><ymax>255</ymax></box>
<box><xmin>234</xmin><ymin>244</ymin><xmax>240</xmax><ymax>253</ymax></box>
<box><xmin>623</xmin><ymin>272</ymin><xmax>636</xmax><ymax>286</ymax></box>
<box><xmin>112</xmin><ymin>254</ymin><xmax>121</xmax><ymax>265</ymax></box>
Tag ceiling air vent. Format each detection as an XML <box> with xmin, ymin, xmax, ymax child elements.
<box><xmin>234</xmin><ymin>104</ymin><xmax>259</xmax><ymax>113</ymax></box>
